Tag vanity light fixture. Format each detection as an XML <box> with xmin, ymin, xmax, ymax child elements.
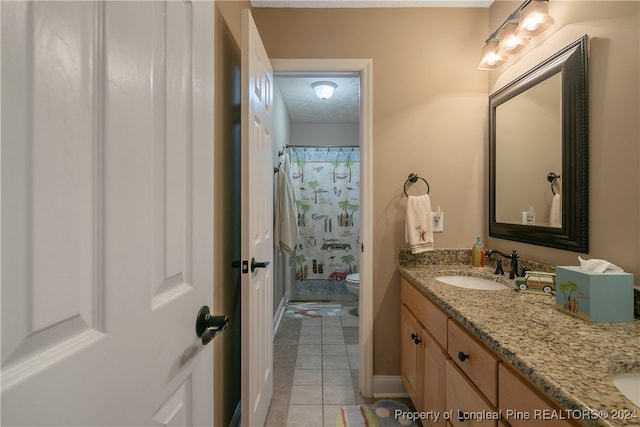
<box><xmin>497</xmin><ymin>19</ymin><xmax>529</xmax><ymax>55</ymax></box>
<box><xmin>478</xmin><ymin>39</ymin><xmax>507</xmax><ymax>70</ymax></box>
<box><xmin>312</xmin><ymin>81</ymin><xmax>337</xmax><ymax>100</ymax></box>
<box><xmin>478</xmin><ymin>0</ymin><xmax>554</xmax><ymax>70</ymax></box>
<box><xmin>516</xmin><ymin>0</ymin><xmax>555</xmax><ymax>38</ymax></box>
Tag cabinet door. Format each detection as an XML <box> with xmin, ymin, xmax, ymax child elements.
<box><xmin>446</xmin><ymin>360</ymin><xmax>498</xmax><ymax>427</ymax></box>
<box><xmin>423</xmin><ymin>331</ymin><xmax>448</xmax><ymax>427</ymax></box>
<box><xmin>499</xmin><ymin>364</ymin><xmax>576</xmax><ymax>427</ymax></box>
<box><xmin>401</xmin><ymin>305</ymin><xmax>424</xmax><ymax>407</ymax></box>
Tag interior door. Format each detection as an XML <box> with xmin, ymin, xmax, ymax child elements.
<box><xmin>240</xmin><ymin>9</ymin><xmax>274</xmax><ymax>427</ymax></box>
<box><xmin>1</xmin><ymin>1</ymin><xmax>214</xmax><ymax>425</ymax></box>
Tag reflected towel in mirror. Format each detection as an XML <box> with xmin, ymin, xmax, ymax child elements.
<box><xmin>549</xmin><ymin>193</ymin><xmax>561</xmax><ymax>227</ymax></box>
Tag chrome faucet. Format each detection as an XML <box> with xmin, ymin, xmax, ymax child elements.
<box><xmin>485</xmin><ymin>249</ymin><xmax>519</xmax><ymax>279</ymax></box>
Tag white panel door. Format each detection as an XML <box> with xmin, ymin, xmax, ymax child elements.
<box><xmin>240</xmin><ymin>9</ymin><xmax>274</xmax><ymax>427</ymax></box>
<box><xmin>1</xmin><ymin>1</ymin><xmax>214</xmax><ymax>425</ymax></box>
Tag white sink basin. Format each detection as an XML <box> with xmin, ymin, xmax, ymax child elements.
<box><xmin>611</xmin><ymin>372</ymin><xmax>640</xmax><ymax>406</ymax></box>
<box><xmin>436</xmin><ymin>275</ymin><xmax>508</xmax><ymax>291</ymax></box>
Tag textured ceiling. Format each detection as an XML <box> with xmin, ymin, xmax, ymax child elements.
<box><xmin>276</xmin><ymin>75</ymin><xmax>360</xmax><ymax>123</ymax></box>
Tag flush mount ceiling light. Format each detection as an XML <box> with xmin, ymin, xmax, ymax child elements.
<box><xmin>312</xmin><ymin>81</ymin><xmax>337</xmax><ymax>100</ymax></box>
<box><xmin>478</xmin><ymin>0</ymin><xmax>554</xmax><ymax>71</ymax></box>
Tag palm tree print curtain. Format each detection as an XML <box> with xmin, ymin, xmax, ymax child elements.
<box><xmin>291</xmin><ymin>147</ymin><xmax>360</xmax><ymax>283</ymax></box>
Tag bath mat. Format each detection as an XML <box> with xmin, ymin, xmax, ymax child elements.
<box><xmin>336</xmin><ymin>400</ymin><xmax>419</xmax><ymax>427</ymax></box>
<box><xmin>284</xmin><ymin>302</ymin><xmax>346</xmax><ymax>319</ymax></box>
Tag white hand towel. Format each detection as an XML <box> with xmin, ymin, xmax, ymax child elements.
<box><xmin>275</xmin><ymin>154</ymin><xmax>299</xmax><ymax>256</ymax></box>
<box><xmin>405</xmin><ymin>194</ymin><xmax>434</xmax><ymax>254</ymax></box>
<box><xmin>549</xmin><ymin>193</ymin><xmax>561</xmax><ymax>227</ymax></box>
<box><xmin>578</xmin><ymin>256</ymin><xmax>624</xmax><ymax>273</ymax></box>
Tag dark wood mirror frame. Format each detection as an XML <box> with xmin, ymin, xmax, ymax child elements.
<box><xmin>489</xmin><ymin>35</ymin><xmax>589</xmax><ymax>252</ymax></box>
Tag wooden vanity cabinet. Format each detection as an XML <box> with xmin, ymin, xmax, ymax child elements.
<box><xmin>400</xmin><ymin>305</ymin><xmax>424</xmax><ymax>404</ymax></box>
<box><xmin>400</xmin><ymin>276</ymin><xmax>579</xmax><ymax>427</ymax></box>
<box><xmin>401</xmin><ymin>278</ymin><xmax>448</xmax><ymax>427</ymax></box>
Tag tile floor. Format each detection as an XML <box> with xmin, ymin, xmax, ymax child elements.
<box><xmin>265</xmin><ymin>302</ymin><xmax>366</xmax><ymax>427</ymax></box>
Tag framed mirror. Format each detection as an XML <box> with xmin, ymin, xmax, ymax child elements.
<box><xmin>489</xmin><ymin>35</ymin><xmax>589</xmax><ymax>252</ymax></box>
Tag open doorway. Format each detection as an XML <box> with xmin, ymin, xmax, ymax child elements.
<box><xmin>275</xmin><ymin>74</ymin><xmax>360</xmax><ymax>302</ymax></box>
<box><xmin>270</xmin><ymin>59</ymin><xmax>373</xmax><ymax>400</ymax></box>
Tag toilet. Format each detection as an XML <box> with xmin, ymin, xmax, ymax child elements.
<box><xmin>345</xmin><ymin>273</ymin><xmax>359</xmax><ymax>295</ymax></box>
<box><xmin>346</xmin><ymin>273</ymin><xmax>360</xmax><ymax>316</ymax></box>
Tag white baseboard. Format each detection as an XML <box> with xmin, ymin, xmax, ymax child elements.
<box><xmin>272</xmin><ymin>292</ymin><xmax>287</xmax><ymax>338</ymax></box>
<box><xmin>372</xmin><ymin>375</ymin><xmax>408</xmax><ymax>398</ymax></box>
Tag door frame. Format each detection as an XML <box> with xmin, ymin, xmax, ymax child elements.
<box><xmin>271</xmin><ymin>58</ymin><xmax>373</xmax><ymax>398</ymax></box>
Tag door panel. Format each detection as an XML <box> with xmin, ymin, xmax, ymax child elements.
<box><xmin>151</xmin><ymin>0</ymin><xmax>193</xmax><ymax>308</ymax></box>
<box><xmin>1</xmin><ymin>1</ymin><xmax>214</xmax><ymax>425</ymax></box>
<box><xmin>241</xmin><ymin>9</ymin><xmax>274</xmax><ymax>427</ymax></box>
<box><xmin>1</xmin><ymin>0</ymin><xmax>105</xmax><ymax>391</ymax></box>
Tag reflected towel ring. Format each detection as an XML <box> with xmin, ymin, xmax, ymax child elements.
<box><xmin>547</xmin><ymin>172</ymin><xmax>561</xmax><ymax>195</ymax></box>
<box><xmin>404</xmin><ymin>173</ymin><xmax>430</xmax><ymax>197</ymax></box>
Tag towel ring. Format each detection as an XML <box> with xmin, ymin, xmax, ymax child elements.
<box><xmin>404</xmin><ymin>173</ymin><xmax>430</xmax><ymax>197</ymax></box>
<box><xmin>547</xmin><ymin>172</ymin><xmax>561</xmax><ymax>195</ymax></box>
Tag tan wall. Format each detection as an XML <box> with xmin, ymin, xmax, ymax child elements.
<box><xmin>486</xmin><ymin>1</ymin><xmax>640</xmax><ymax>277</ymax></box>
<box><xmin>217</xmin><ymin>0</ymin><xmax>640</xmax><ymax>380</ymax></box>
<box><xmin>250</xmin><ymin>7</ymin><xmax>490</xmax><ymax>376</ymax></box>
<box><xmin>213</xmin><ymin>3</ymin><xmax>246</xmax><ymax>426</ymax></box>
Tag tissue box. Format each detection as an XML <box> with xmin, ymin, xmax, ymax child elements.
<box><xmin>555</xmin><ymin>266</ymin><xmax>634</xmax><ymax>323</ymax></box>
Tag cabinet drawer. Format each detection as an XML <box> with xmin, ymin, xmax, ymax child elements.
<box><xmin>401</xmin><ymin>277</ymin><xmax>448</xmax><ymax>348</ymax></box>
<box><xmin>447</xmin><ymin>319</ymin><xmax>499</xmax><ymax>405</ymax></box>
<box><xmin>499</xmin><ymin>364</ymin><xmax>576</xmax><ymax>427</ymax></box>
<box><xmin>445</xmin><ymin>360</ymin><xmax>499</xmax><ymax>427</ymax></box>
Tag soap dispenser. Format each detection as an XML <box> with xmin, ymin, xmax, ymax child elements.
<box><xmin>472</xmin><ymin>236</ymin><xmax>483</xmax><ymax>267</ymax></box>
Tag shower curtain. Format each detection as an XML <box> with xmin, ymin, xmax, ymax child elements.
<box><xmin>291</xmin><ymin>147</ymin><xmax>360</xmax><ymax>294</ymax></box>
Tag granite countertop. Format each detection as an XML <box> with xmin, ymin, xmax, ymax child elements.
<box><xmin>398</xmin><ymin>263</ymin><xmax>640</xmax><ymax>427</ymax></box>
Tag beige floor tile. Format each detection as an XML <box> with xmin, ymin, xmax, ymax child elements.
<box><xmin>290</xmin><ymin>385</ymin><xmax>323</xmax><ymax>404</ymax></box>
<box><xmin>299</xmin><ymin>334</ymin><xmax>322</xmax><ymax>345</ymax></box>
<box><xmin>323</xmin><ymin>355</ymin><xmax>350</xmax><ymax>370</ymax></box>
<box><xmin>296</xmin><ymin>355</ymin><xmax>322</xmax><ymax>370</ymax></box>
<box><xmin>322</xmin><ymin>344</ymin><xmax>347</xmax><ymax>356</ymax></box>
<box><xmin>348</xmin><ymin>355</ymin><xmax>359</xmax><ymax>369</ymax></box>
<box><xmin>323</xmin><ymin>385</ymin><xmax>356</xmax><ymax>405</ymax></box>
<box><xmin>322</xmin><ymin>335</ymin><xmax>345</xmax><ymax>345</ymax></box>
<box><xmin>346</xmin><ymin>344</ymin><xmax>359</xmax><ymax>356</ymax></box>
<box><xmin>297</xmin><ymin>344</ymin><xmax>322</xmax><ymax>356</ymax></box>
<box><xmin>265</xmin><ymin>308</ymin><xmax>366</xmax><ymax>427</ymax></box>
<box><xmin>301</xmin><ymin>325</ymin><xmax>322</xmax><ymax>336</ymax></box>
<box><xmin>293</xmin><ymin>369</ymin><xmax>322</xmax><ymax>385</ymax></box>
<box><xmin>264</xmin><ymin>403</ymin><xmax>288</xmax><ymax>427</ymax></box>
<box><xmin>287</xmin><ymin>404</ymin><xmax>324</xmax><ymax>427</ymax></box>
<box><xmin>323</xmin><ymin>369</ymin><xmax>353</xmax><ymax>386</ymax></box>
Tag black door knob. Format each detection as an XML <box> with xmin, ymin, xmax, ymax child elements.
<box><xmin>195</xmin><ymin>306</ymin><xmax>228</xmax><ymax>345</ymax></box>
<box><xmin>251</xmin><ymin>257</ymin><xmax>270</xmax><ymax>273</ymax></box>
